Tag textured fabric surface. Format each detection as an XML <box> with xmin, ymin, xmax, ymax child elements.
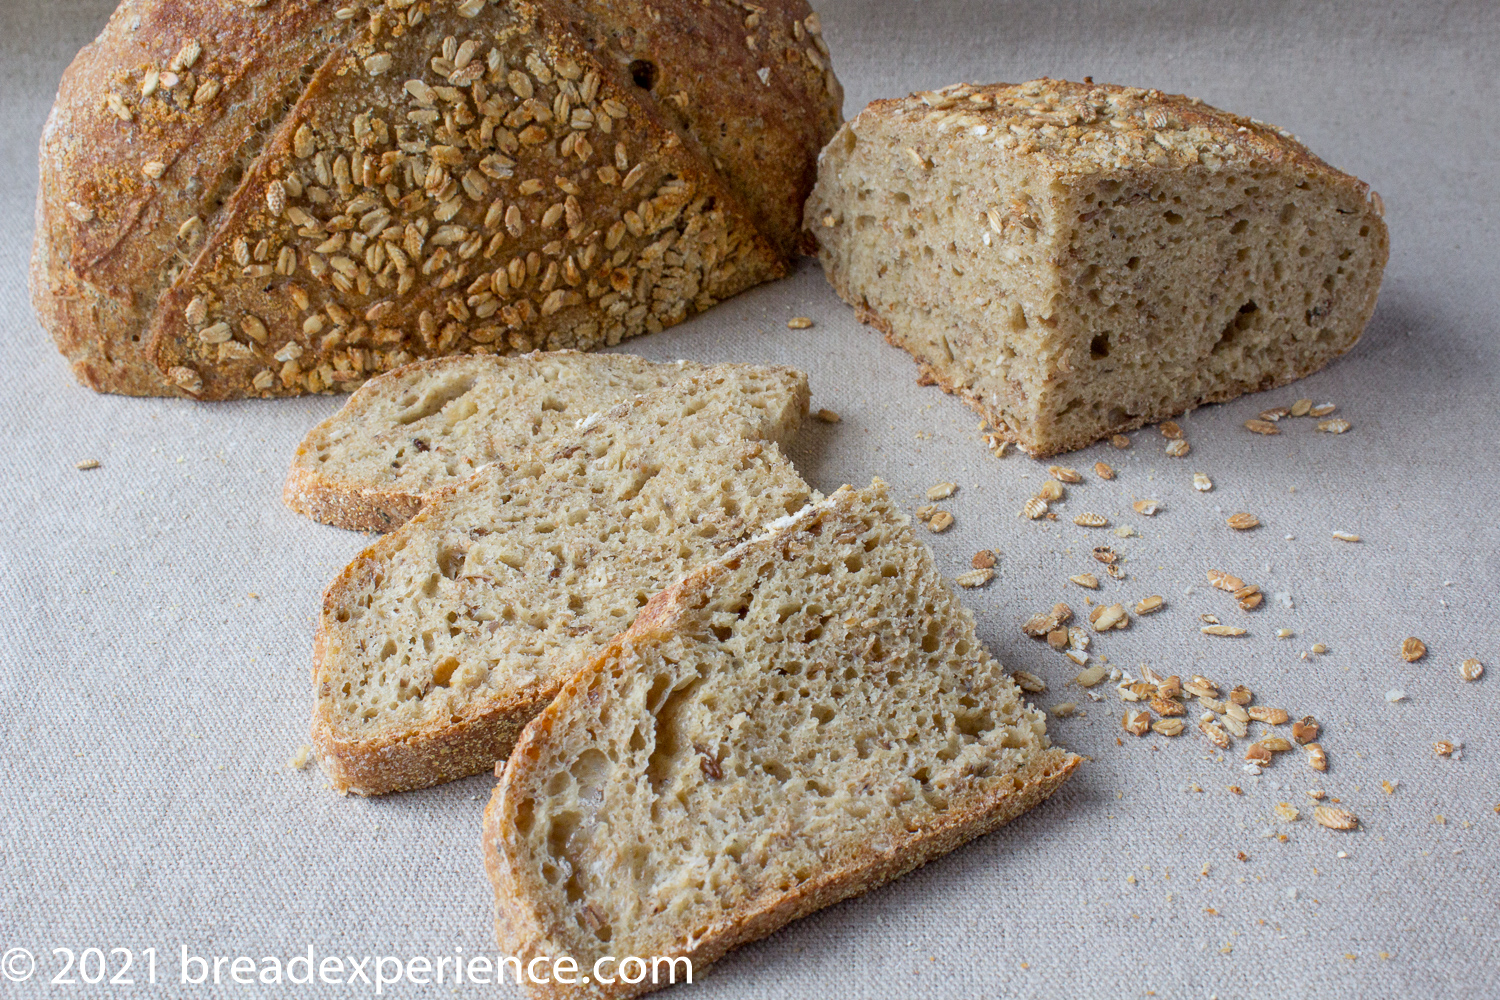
<box><xmin>2</xmin><ymin>2</ymin><xmax>1495</xmax><ymax>997</ymax></box>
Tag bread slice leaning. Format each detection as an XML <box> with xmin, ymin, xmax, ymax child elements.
<box><xmin>483</xmin><ymin>481</ymin><xmax>1080</xmax><ymax>1000</ymax></box>
<box><xmin>285</xmin><ymin>352</ymin><xmax>712</xmax><ymax>532</ymax></box>
<box><xmin>314</xmin><ymin>364</ymin><xmax>812</xmax><ymax>795</ymax></box>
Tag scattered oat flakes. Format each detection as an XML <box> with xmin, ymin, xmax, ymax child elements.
<box><xmin>1022</xmin><ymin>497</ymin><xmax>1048</xmax><ymax>520</ymax></box>
<box><xmin>1307</xmin><ymin>789</ymin><xmax>1326</xmax><ymax>800</ymax></box>
<box><xmin>1075</xmin><ymin>664</ymin><xmax>1108</xmax><ymax>687</ymax></box>
<box><xmin>1012</xmin><ymin>670</ymin><xmax>1046</xmax><ymax>693</ymax></box>
<box><xmin>1381</xmin><ymin>779</ymin><xmax>1398</xmax><ymax>795</ymax></box>
<box><xmin>1306</xmin><ymin>743</ymin><xmax>1329</xmax><ymax>771</ymax></box>
<box><xmin>290</xmin><ymin>745</ymin><xmax>312</xmax><ymax>770</ymax></box>
<box><xmin>1091</xmin><ymin>603</ymin><xmax>1128</xmax><ymax>632</ymax></box>
<box><xmin>1385</xmin><ymin>689</ymin><xmax>1406</xmax><ymax>703</ymax></box>
<box><xmin>1248</xmin><ymin>706</ymin><xmax>1289</xmax><ymax>725</ymax></box>
<box><xmin>971</xmin><ymin>549</ymin><xmax>997</xmax><ymax>570</ymax></box>
<box><xmin>1069</xmin><ymin>573</ymin><xmax>1100</xmax><ymax>589</ymax></box>
<box><xmin>1317</xmin><ymin>419</ymin><xmax>1351</xmax><ymax>434</ymax></box>
<box><xmin>1277</xmin><ymin>628</ymin><xmax>1295</xmax><ymax>639</ymax></box>
<box><xmin>1046</xmin><ymin>629</ymin><xmax>1069</xmax><ymax>650</ymax></box>
<box><xmin>1048</xmin><ymin>465</ymin><xmax>1082</xmax><ymax>483</ymax></box>
<box><xmin>1275</xmin><ymin>803</ymin><xmax>1301</xmax><ymax>822</ymax></box>
<box><xmin>1244</xmin><ymin>419</ymin><xmax>1281</xmax><ymax>435</ymax></box>
<box><xmin>1459</xmin><ymin>658</ymin><xmax>1483</xmax><ymax>681</ymax></box>
<box><xmin>1311</xmin><ymin>643</ymin><xmax>1328</xmax><ymax>654</ymax></box>
<box><xmin>1110</xmin><ymin>434</ymin><xmax>1131</xmax><ymax>449</ymax></box>
<box><xmin>1314</xmin><ymin>806</ymin><xmax>1358</xmax><ymax>831</ymax></box>
<box><xmin>1292</xmin><ymin>717</ymin><xmax>1320</xmax><ymax>744</ymax></box>
<box><xmin>1074</xmin><ymin>512</ymin><xmax>1109</xmax><ymax>527</ymax></box>
<box><xmin>1192</xmin><ymin>472</ymin><xmax>1213</xmax><ymax>491</ymax></box>
<box><xmin>1331</xmin><ymin>531</ymin><xmax>1361</xmax><ymax>543</ymax></box>
<box><xmin>1202</xmin><ymin>625</ymin><xmax>1247</xmax><ymax>637</ymax></box>
<box><xmin>1207</xmin><ymin>569</ymin><xmax>1244</xmax><ymax>592</ymax></box>
<box><xmin>75</xmin><ymin>459</ymin><xmax>101</xmax><ymax>471</ymax></box>
<box><xmin>1400</xmin><ymin>637</ymin><xmax>1426</xmax><ymax>662</ymax></box>
<box><xmin>1227</xmin><ymin>512</ymin><xmax>1260</xmax><ymax>531</ymax></box>
<box><xmin>1132</xmin><ymin>499</ymin><xmax>1159</xmax><ymax>516</ymax></box>
<box><xmin>1244</xmin><ymin>742</ymin><xmax>1271</xmax><ymax>765</ymax></box>
<box><xmin>1200</xmin><ymin>720</ymin><xmax>1231</xmax><ymax>749</ymax></box>
<box><xmin>1023</xmin><ymin>603</ymin><xmax>1073</xmax><ymax>637</ymax></box>
<box><xmin>1094</xmin><ymin>461</ymin><xmax>1116</xmax><ymax>480</ymax></box>
<box><xmin>1123</xmin><ymin>709</ymin><xmax>1151</xmax><ymax>736</ymax></box>
<box><xmin>1160</xmin><ymin>421</ymin><xmax>1184</xmax><ymax>439</ymax></box>
<box><xmin>1067</xmin><ymin>626</ymin><xmax>1090</xmax><ymax>651</ymax></box>
<box><xmin>1091</xmin><ymin>546</ymin><xmax>1118</xmax><ymax>565</ymax></box>
<box><xmin>1112</xmin><ymin>525</ymin><xmax>1136</xmax><ymax>538</ymax></box>
<box><xmin>1260</xmin><ymin>407</ymin><xmax>1290</xmax><ymax>421</ymax></box>
<box><xmin>926</xmin><ymin>510</ymin><xmax>954</xmax><ymax>533</ymax></box>
<box><xmin>786</xmin><ymin>316</ymin><xmax>814</xmax><ymax>329</ymax></box>
<box><xmin>1036</xmin><ymin>479</ymin><xmax>1066</xmax><ymax>502</ymax></box>
<box><xmin>1309</xmin><ymin>403</ymin><xmax>1338</xmax><ymax>417</ymax></box>
<box><xmin>814</xmin><ymin>408</ymin><xmax>841</xmax><ymax>423</ymax></box>
<box><xmin>955</xmin><ymin>568</ymin><xmax>994</xmax><ymax>589</ymax></box>
<box><xmin>1291</xmin><ymin>399</ymin><xmax>1313</xmax><ymax>417</ymax></box>
<box><xmin>1434</xmin><ymin>741</ymin><xmax>1455</xmax><ymax>757</ymax></box>
<box><xmin>1153</xmin><ymin>717</ymin><xmax>1185</xmax><ymax>736</ymax></box>
<box><xmin>1135</xmin><ymin>595</ymin><xmax>1164</xmax><ymax>615</ymax></box>
<box><xmin>926</xmin><ymin>481</ymin><xmax>957</xmax><ymax>501</ymax></box>
<box><xmin>1166</xmin><ymin>439</ymin><xmax>1191</xmax><ymax>458</ymax></box>
<box><xmin>1227</xmin><ymin>685</ymin><xmax>1253</xmax><ymax>706</ymax></box>
<box><xmin>1051</xmin><ymin>702</ymin><xmax>1077</xmax><ymax>718</ymax></box>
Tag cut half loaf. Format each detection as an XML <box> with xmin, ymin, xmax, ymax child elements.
<box><xmin>314</xmin><ymin>365</ymin><xmax>812</xmax><ymax>794</ymax></box>
<box><xmin>806</xmin><ymin>79</ymin><xmax>1389</xmax><ymax>457</ymax></box>
<box><xmin>286</xmin><ymin>352</ymin><xmax>723</xmax><ymax>531</ymax></box>
<box><xmin>483</xmin><ymin>481</ymin><xmax>1079</xmax><ymax>1000</ymax></box>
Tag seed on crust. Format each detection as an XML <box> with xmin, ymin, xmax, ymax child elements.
<box><xmin>1400</xmin><ymin>637</ymin><xmax>1426</xmax><ymax>662</ymax></box>
<box><xmin>1094</xmin><ymin>462</ymin><xmax>1116</xmax><ymax>480</ymax></box>
<box><xmin>1244</xmin><ymin>419</ymin><xmax>1281</xmax><ymax>435</ymax></box>
<box><xmin>1314</xmin><ymin>806</ymin><xmax>1358</xmax><ymax>830</ymax></box>
<box><xmin>926</xmin><ymin>481</ymin><xmax>957</xmax><ymax>501</ymax></box>
<box><xmin>1459</xmin><ymin>658</ymin><xmax>1484</xmax><ymax>681</ymax></box>
<box><xmin>1227</xmin><ymin>512</ymin><xmax>1260</xmax><ymax>531</ymax></box>
<box><xmin>1074</xmin><ymin>512</ymin><xmax>1108</xmax><ymax>527</ymax></box>
<box><xmin>1069</xmin><ymin>573</ymin><xmax>1099</xmax><ymax>589</ymax></box>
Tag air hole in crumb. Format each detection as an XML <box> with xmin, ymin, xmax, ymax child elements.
<box><xmin>1090</xmin><ymin>334</ymin><xmax>1111</xmax><ymax>360</ymax></box>
<box><xmin>628</xmin><ymin>59</ymin><xmax>657</xmax><ymax>90</ymax></box>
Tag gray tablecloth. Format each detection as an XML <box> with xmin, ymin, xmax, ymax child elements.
<box><xmin>2</xmin><ymin>2</ymin><xmax>1496</xmax><ymax>997</ymax></box>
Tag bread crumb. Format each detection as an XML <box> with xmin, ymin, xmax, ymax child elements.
<box><xmin>814</xmin><ymin>408</ymin><xmax>840</xmax><ymax>424</ymax></box>
<box><xmin>290</xmin><ymin>745</ymin><xmax>312</xmax><ymax>770</ymax></box>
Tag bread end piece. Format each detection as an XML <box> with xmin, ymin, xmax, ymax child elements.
<box><xmin>807</xmin><ymin>79</ymin><xmax>1389</xmax><ymax>457</ymax></box>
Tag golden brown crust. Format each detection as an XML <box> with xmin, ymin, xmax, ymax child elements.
<box><xmin>33</xmin><ymin>0</ymin><xmax>842</xmax><ymax>398</ymax></box>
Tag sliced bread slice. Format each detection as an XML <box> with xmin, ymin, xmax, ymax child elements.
<box><xmin>313</xmin><ymin>365</ymin><xmax>813</xmax><ymax>795</ymax></box>
<box><xmin>483</xmin><ymin>481</ymin><xmax>1079</xmax><ymax>999</ymax></box>
<box><xmin>285</xmin><ymin>352</ymin><xmax>721</xmax><ymax>532</ymax></box>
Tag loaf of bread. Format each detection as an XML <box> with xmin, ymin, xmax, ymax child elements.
<box><xmin>285</xmin><ymin>352</ymin><xmax>722</xmax><ymax>531</ymax></box>
<box><xmin>314</xmin><ymin>365</ymin><xmax>812</xmax><ymax>794</ymax></box>
<box><xmin>32</xmin><ymin>0</ymin><xmax>842</xmax><ymax>398</ymax></box>
<box><xmin>483</xmin><ymin>481</ymin><xmax>1079</xmax><ymax>999</ymax></box>
<box><xmin>806</xmin><ymin>79</ymin><xmax>1389</xmax><ymax>457</ymax></box>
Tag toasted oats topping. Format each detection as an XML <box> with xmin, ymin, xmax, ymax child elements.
<box><xmin>1022</xmin><ymin>497</ymin><xmax>1048</xmax><ymax>520</ymax></box>
<box><xmin>1291</xmin><ymin>399</ymin><xmax>1313</xmax><ymax>417</ymax></box>
<box><xmin>1132</xmin><ymin>499</ymin><xmax>1159</xmax><ymax>516</ymax></box>
<box><xmin>1331</xmin><ymin>531</ymin><xmax>1361</xmax><ymax>543</ymax></box>
<box><xmin>1244</xmin><ymin>419</ymin><xmax>1281</xmax><ymax>435</ymax></box>
<box><xmin>814</xmin><ymin>408</ymin><xmax>840</xmax><ymax>424</ymax></box>
<box><xmin>1023</xmin><ymin>603</ymin><xmax>1073</xmax><ymax>638</ymax></box>
<box><xmin>1123</xmin><ymin>709</ymin><xmax>1151</xmax><ymax>737</ymax></box>
<box><xmin>1227</xmin><ymin>512</ymin><xmax>1260</xmax><ymax>530</ymax></box>
<box><xmin>926</xmin><ymin>510</ymin><xmax>954</xmax><ymax>533</ymax></box>
<box><xmin>955</xmin><ymin>568</ymin><xmax>994</xmax><ymax>589</ymax></box>
<box><xmin>1202</xmin><ymin>625</ymin><xmax>1247</xmax><ymax>637</ymax></box>
<box><xmin>1012</xmin><ymin>670</ymin><xmax>1047</xmax><ymax>693</ymax></box>
<box><xmin>1069</xmin><ymin>573</ymin><xmax>1100</xmax><ymax>589</ymax></box>
<box><xmin>1073</xmin><ymin>512</ymin><xmax>1109</xmax><ymax>527</ymax></box>
<box><xmin>1317</xmin><ymin>419</ymin><xmax>1351</xmax><ymax>434</ymax></box>
<box><xmin>1400</xmin><ymin>637</ymin><xmax>1426</xmax><ymax>662</ymax></box>
<box><xmin>1166</xmin><ymin>440</ymin><xmax>1191</xmax><ymax>458</ymax></box>
<box><xmin>1207</xmin><ymin>569</ymin><xmax>1244</xmax><ymax>592</ymax></box>
<box><xmin>1094</xmin><ymin>461</ymin><xmax>1116</xmax><ymax>480</ymax></box>
<box><xmin>1192</xmin><ymin>472</ymin><xmax>1212</xmax><ymax>491</ymax></box>
<box><xmin>1135</xmin><ymin>595</ymin><xmax>1164</xmax><ymax>615</ymax></box>
<box><xmin>1306</xmin><ymin>743</ymin><xmax>1329</xmax><ymax>771</ymax></box>
<box><xmin>926</xmin><ymin>481</ymin><xmax>957</xmax><ymax>501</ymax></box>
<box><xmin>1048</xmin><ymin>465</ymin><xmax>1082</xmax><ymax>483</ymax></box>
<box><xmin>1110</xmin><ymin>434</ymin><xmax>1131</xmax><ymax>449</ymax></box>
<box><xmin>1160</xmin><ymin>421</ymin><xmax>1184</xmax><ymax>440</ymax></box>
<box><xmin>1459</xmin><ymin>658</ymin><xmax>1484</xmax><ymax>681</ymax></box>
<box><xmin>786</xmin><ymin>316</ymin><xmax>814</xmax><ymax>329</ymax></box>
<box><xmin>1314</xmin><ymin>806</ymin><xmax>1358</xmax><ymax>831</ymax></box>
<box><xmin>971</xmin><ymin>549</ymin><xmax>997</xmax><ymax>569</ymax></box>
<box><xmin>1075</xmin><ymin>664</ymin><xmax>1107</xmax><ymax>687</ymax></box>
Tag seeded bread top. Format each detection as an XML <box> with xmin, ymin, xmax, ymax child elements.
<box><xmin>843</xmin><ymin>79</ymin><xmax>1381</xmax><ymax>200</ymax></box>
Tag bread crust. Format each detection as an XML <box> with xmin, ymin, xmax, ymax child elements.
<box><xmin>482</xmin><ymin>487</ymin><xmax>1080</xmax><ymax>999</ymax></box>
<box><xmin>33</xmin><ymin>0</ymin><xmax>842</xmax><ymax>398</ymax></box>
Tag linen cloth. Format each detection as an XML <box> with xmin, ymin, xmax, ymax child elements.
<box><xmin>1</xmin><ymin>1</ymin><xmax>1496</xmax><ymax>997</ymax></box>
